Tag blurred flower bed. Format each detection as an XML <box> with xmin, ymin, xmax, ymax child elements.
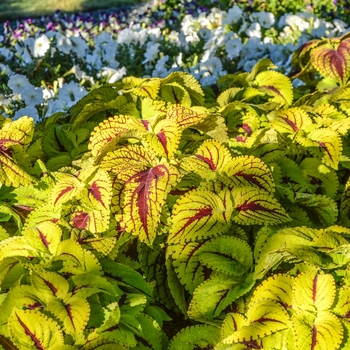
<box><xmin>0</xmin><ymin>0</ymin><xmax>349</xmax><ymax>123</ymax></box>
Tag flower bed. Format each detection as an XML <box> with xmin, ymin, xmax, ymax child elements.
<box><xmin>0</xmin><ymin>0</ymin><xmax>348</xmax><ymax>122</ymax></box>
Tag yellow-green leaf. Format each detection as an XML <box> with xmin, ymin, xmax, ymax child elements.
<box><xmin>293</xmin><ymin>272</ymin><xmax>336</xmax><ymax>312</ymax></box>
<box><xmin>8</xmin><ymin>309</ymin><xmax>64</xmax><ymax>350</ymax></box>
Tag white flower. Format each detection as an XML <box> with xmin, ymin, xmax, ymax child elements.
<box><xmin>200</xmin><ymin>75</ymin><xmax>217</xmax><ymax>86</ymax></box>
<box><xmin>0</xmin><ymin>47</ymin><xmax>13</xmax><ymax>60</ymax></box>
<box><xmin>8</xmin><ymin>75</ymin><xmax>32</xmax><ymax>94</ymax></box>
<box><xmin>226</xmin><ymin>38</ymin><xmax>243</xmax><ymax>59</ymax></box>
<box><xmin>45</xmin><ymin>99</ymin><xmax>73</xmax><ymax>116</ymax></box>
<box><xmin>71</xmin><ymin>36</ymin><xmax>88</xmax><ymax>58</ymax></box>
<box><xmin>251</xmin><ymin>12</ymin><xmax>275</xmax><ymax>29</ymax></box>
<box><xmin>21</xmin><ymin>86</ymin><xmax>44</xmax><ymax>106</ymax></box>
<box><xmin>0</xmin><ymin>63</ymin><xmax>13</xmax><ymax>76</ymax></box>
<box><xmin>0</xmin><ymin>94</ymin><xmax>10</xmax><ymax>107</ymax></box>
<box><xmin>200</xmin><ymin>57</ymin><xmax>224</xmax><ymax>75</ymax></box>
<box><xmin>246</xmin><ymin>22</ymin><xmax>262</xmax><ymax>38</ymax></box>
<box><xmin>68</xmin><ymin>66</ymin><xmax>94</xmax><ymax>84</ymax></box>
<box><xmin>168</xmin><ymin>31</ymin><xmax>180</xmax><ymax>45</ymax></box>
<box><xmin>86</xmin><ymin>51</ymin><xmax>103</xmax><ymax>70</ymax></box>
<box><xmin>101</xmin><ymin>66</ymin><xmax>127</xmax><ymax>83</ymax></box>
<box><xmin>143</xmin><ymin>43</ymin><xmax>160</xmax><ymax>64</ymax></box>
<box><xmin>58</xmin><ymin>82</ymin><xmax>87</xmax><ymax>102</ymax></box>
<box><xmin>56</xmin><ymin>35</ymin><xmax>73</xmax><ymax>54</ymax></box>
<box><xmin>332</xmin><ymin>19</ymin><xmax>348</xmax><ymax>34</ymax></box>
<box><xmin>33</xmin><ymin>34</ymin><xmax>50</xmax><ymax>57</ymax></box>
<box><xmin>152</xmin><ymin>55</ymin><xmax>169</xmax><ymax>78</ymax></box>
<box><xmin>117</xmin><ymin>28</ymin><xmax>138</xmax><ymax>45</ymax></box>
<box><xmin>222</xmin><ymin>6</ymin><xmax>243</xmax><ymax>25</ymax></box>
<box><xmin>13</xmin><ymin>106</ymin><xmax>39</xmax><ymax>123</ymax></box>
<box><xmin>284</xmin><ymin>15</ymin><xmax>310</xmax><ymax>31</ymax></box>
<box><xmin>243</xmin><ymin>59</ymin><xmax>258</xmax><ymax>72</ymax></box>
<box><xmin>42</xmin><ymin>87</ymin><xmax>55</xmax><ymax>100</ymax></box>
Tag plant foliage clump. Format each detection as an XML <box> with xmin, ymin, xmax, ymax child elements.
<box><xmin>1</xmin><ymin>33</ymin><xmax>350</xmax><ymax>349</ymax></box>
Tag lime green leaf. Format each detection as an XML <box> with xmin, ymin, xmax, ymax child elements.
<box><xmin>334</xmin><ymin>287</ymin><xmax>350</xmax><ymax>319</ymax></box>
<box><xmin>292</xmin><ymin>311</ymin><xmax>343</xmax><ymax>350</ymax></box>
<box><xmin>222</xmin><ymin>156</ymin><xmax>275</xmax><ymax>193</ymax></box>
<box><xmin>8</xmin><ymin>309</ymin><xmax>64</xmax><ymax>350</ymax></box>
<box><xmin>30</xmin><ymin>271</ymin><xmax>69</xmax><ymax>303</ymax></box>
<box><xmin>168</xmin><ymin>325</ymin><xmax>221</xmax><ymax>350</ymax></box>
<box><xmin>221</xmin><ymin>313</ymin><xmax>247</xmax><ymax>340</ymax></box>
<box><xmin>149</xmin><ymin>119</ymin><xmax>181</xmax><ymax>159</ymax></box>
<box><xmin>47</xmin><ymin>295</ymin><xmax>90</xmax><ymax>338</ymax></box>
<box><xmin>126</xmin><ymin>77</ymin><xmax>161</xmax><ymax>99</ymax></box>
<box><xmin>49</xmin><ymin>172</ymin><xmax>82</xmax><ymax>208</ymax></box>
<box><xmin>193</xmin><ymin>113</ymin><xmax>229</xmax><ymax>142</ymax></box>
<box><xmin>0</xmin><ymin>236</ymin><xmax>39</xmax><ymax>260</ymax></box>
<box><xmin>167</xmin><ymin>105</ymin><xmax>208</xmax><ymax>129</ymax></box>
<box><xmin>161</xmin><ymin>71</ymin><xmax>204</xmax><ymax>105</ymax></box>
<box><xmin>22</xmin><ymin>221</ymin><xmax>62</xmax><ymax>254</ymax></box>
<box><xmin>168</xmin><ymin>188</ymin><xmax>233</xmax><ymax>243</ymax></box>
<box><xmin>181</xmin><ymin>140</ymin><xmax>232</xmax><ymax>180</ymax></box>
<box><xmin>311</xmin><ymin>39</ymin><xmax>350</xmax><ymax>86</ymax></box>
<box><xmin>293</xmin><ymin>272</ymin><xmax>336</xmax><ymax>312</ymax></box>
<box><xmin>254</xmin><ymin>71</ymin><xmax>293</xmax><ymax>106</ymax></box>
<box><xmin>308</xmin><ymin>129</ymin><xmax>342</xmax><ymax>169</ymax></box>
<box><xmin>224</xmin><ymin>299</ymin><xmax>289</xmax><ymax>343</ymax></box>
<box><xmin>70</xmin><ymin>207</ymin><xmax>110</xmax><ymax>234</ymax></box>
<box><xmin>232</xmin><ymin>187</ymin><xmax>290</xmax><ymax>225</ymax></box>
<box><xmin>250</xmin><ymin>274</ymin><xmax>293</xmax><ymax>308</ymax></box>
<box><xmin>88</xmin><ymin>114</ymin><xmax>144</xmax><ymax>158</ymax></box>
<box><xmin>197</xmin><ymin>236</ymin><xmax>253</xmax><ymax>276</ymax></box>
<box><xmin>269</xmin><ymin>107</ymin><xmax>312</xmax><ymax>133</ymax></box>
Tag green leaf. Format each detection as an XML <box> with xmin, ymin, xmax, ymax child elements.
<box><xmin>232</xmin><ymin>187</ymin><xmax>290</xmax><ymax>225</ymax></box>
<box><xmin>292</xmin><ymin>311</ymin><xmax>343</xmax><ymax>350</ymax></box>
<box><xmin>300</xmin><ymin>158</ymin><xmax>339</xmax><ymax>199</ymax></box>
<box><xmin>188</xmin><ymin>274</ymin><xmax>255</xmax><ymax>321</ymax></box>
<box><xmin>134</xmin><ymin>314</ymin><xmax>163</xmax><ymax>350</ymax></box>
<box><xmin>101</xmin><ymin>260</ymin><xmax>153</xmax><ymax>298</ymax></box>
<box><xmin>293</xmin><ymin>272</ymin><xmax>336</xmax><ymax>312</ymax></box>
<box><xmin>294</xmin><ymin>193</ymin><xmax>338</xmax><ymax>227</ymax></box>
<box><xmin>170</xmin><ymin>241</ymin><xmax>209</xmax><ymax>293</ymax></box>
<box><xmin>8</xmin><ymin>309</ymin><xmax>64</xmax><ymax>350</ymax></box>
<box><xmin>168</xmin><ymin>325</ymin><xmax>221</xmax><ymax>350</ymax></box>
<box><xmin>197</xmin><ymin>236</ymin><xmax>253</xmax><ymax>276</ymax></box>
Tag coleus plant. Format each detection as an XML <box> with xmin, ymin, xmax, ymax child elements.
<box><xmin>0</xmin><ymin>43</ymin><xmax>350</xmax><ymax>349</ymax></box>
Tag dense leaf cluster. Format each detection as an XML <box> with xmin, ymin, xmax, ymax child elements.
<box><xmin>1</xmin><ymin>32</ymin><xmax>350</xmax><ymax>349</ymax></box>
